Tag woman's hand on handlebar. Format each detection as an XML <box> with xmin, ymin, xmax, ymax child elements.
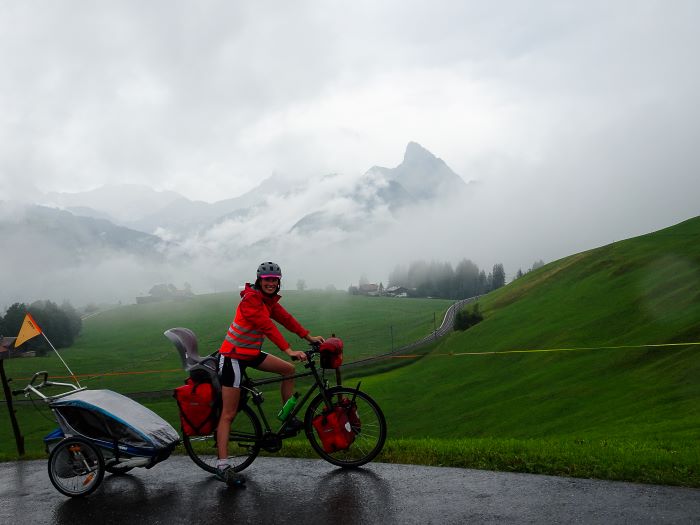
<box><xmin>305</xmin><ymin>334</ymin><xmax>325</xmax><ymax>344</ymax></box>
<box><xmin>285</xmin><ymin>349</ymin><xmax>308</xmax><ymax>362</ymax></box>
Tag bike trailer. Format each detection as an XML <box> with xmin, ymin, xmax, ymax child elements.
<box><xmin>47</xmin><ymin>389</ymin><xmax>180</xmax><ymax>463</ymax></box>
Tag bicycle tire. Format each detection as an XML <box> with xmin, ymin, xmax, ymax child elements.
<box><xmin>304</xmin><ymin>386</ymin><xmax>387</xmax><ymax>468</ymax></box>
<box><xmin>183</xmin><ymin>403</ymin><xmax>262</xmax><ymax>474</ymax></box>
<box><xmin>48</xmin><ymin>437</ymin><xmax>105</xmax><ymax>497</ymax></box>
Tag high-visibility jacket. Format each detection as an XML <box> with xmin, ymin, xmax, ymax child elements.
<box><xmin>219</xmin><ymin>283</ymin><xmax>310</xmax><ymax>360</ymax></box>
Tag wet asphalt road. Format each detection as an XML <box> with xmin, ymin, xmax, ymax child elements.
<box><xmin>1</xmin><ymin>456</ymin><xmax>699</xmax><ymax>524</ymax></box>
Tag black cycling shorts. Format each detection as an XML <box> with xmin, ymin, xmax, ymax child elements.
<box><xmin>218</xmin><ymin>352</ymin><xmax>268</xmax><ymax>388</ymax></box>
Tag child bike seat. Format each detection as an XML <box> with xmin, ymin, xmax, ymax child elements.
<box><xmin>164</xmin><ymin>327</ymin><xmax>220</xmax><ymax>391</ymax></box>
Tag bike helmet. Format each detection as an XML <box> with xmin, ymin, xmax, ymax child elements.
<box><xmin>257</xmin><ymin>261</ymin><xmax>282</xmax><ymax>279</ymax></box>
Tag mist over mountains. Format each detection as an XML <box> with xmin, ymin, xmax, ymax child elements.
<box><xmin>2</xmin><ymin>143</ymin><xmax>481</xmax><ymax>306</ymax></box>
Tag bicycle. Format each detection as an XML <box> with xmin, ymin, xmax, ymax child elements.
<box><xmin>165</xmin><ymin>327</ymin><xmax>387</xmax><ymax>473</ymax></box>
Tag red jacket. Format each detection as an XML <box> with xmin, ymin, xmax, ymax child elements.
<box><xmin>219</xmin><ymin>283</ymin><xmax>310</xmax><ymax>360</ymax></box>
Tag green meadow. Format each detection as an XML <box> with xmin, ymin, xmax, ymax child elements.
<box><xmin>2</xmin><ymin>216</ymin><xmax>699</xmax><ymax>486</ymax></box>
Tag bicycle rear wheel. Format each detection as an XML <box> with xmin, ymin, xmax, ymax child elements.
<box><xmin>183</xmin><ymin>403</ymin><xmax>262</xmax><ymax>473</ymax></box>
<box><xmin>304</xmin><ymin>386</ymin><xmax>387</xmax><ymax>468</ymax></box>
<box><xmin>48</xmin><ymin>437</ymin><xmax>105</xmax><ymax>497</ymax></box>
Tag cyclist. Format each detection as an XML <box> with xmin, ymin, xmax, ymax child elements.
<box><xmin>215</xmin><ymin>261</ymin><xmax>325</xmax><ymax>484</ymax></box>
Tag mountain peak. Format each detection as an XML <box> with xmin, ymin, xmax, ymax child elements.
<box><xmin>403</xmin><ymin>141</ymin><xmax>437</xmax><ymax>164</ymax></box>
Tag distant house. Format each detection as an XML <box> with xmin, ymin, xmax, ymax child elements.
<box><xmin>358</xmin><ymin>283</ymin><xmax>379</xmax><ymax>296</ymax></box>
<box><xmin>0</xmin><ymin>337</ymin><xmax>33</xmax><ymax>359</ymax></box>
<box><xmin>385</xmin><ymin>286</ymin><xmax>409</xmax><ymax>297</ymax></box>
<box><xmin>136</xmin><ymin>284</ymin><xmax>195</xmax><ymax>304</ymax></box>
<box><xmin>0</xmin><ymin>337</ymin><xmax>13</xmax><ymax>359</ymax></box>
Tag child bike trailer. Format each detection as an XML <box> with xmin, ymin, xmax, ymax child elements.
<box><xmin>45</xmin><ymin>389</ymin><xmax>180</xmax><ymax>497</ymax></box>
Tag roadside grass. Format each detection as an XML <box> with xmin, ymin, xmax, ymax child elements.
<box><xmin>278</xmin><ymin>437</ymin><xmax>700</xmax><ymax>488</ymax></box>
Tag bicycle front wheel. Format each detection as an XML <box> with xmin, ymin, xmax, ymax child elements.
<box><xmin>48</xmin><ymin>437</ymin><xmax>105</xmax><ymax>497</ymax></box>
<box><xmin>183</xmin><ymin>403</ymin><xmax>262</xmax><ymax>474</ymax></box>
<box><xmin>304</xmin><ymin>386</ymin><xmax>387</xmax><ymax>468</ymax></box>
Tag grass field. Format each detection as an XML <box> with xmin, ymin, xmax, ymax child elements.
<box><xmin>2</xmin><ymin>216</ymin><xmax>699</xmax><ymax>486</ymax></box>
<box><xmin>0</xmin><ymin>292</ymin><xmax>452</xmax><ymax>457</ymax></box>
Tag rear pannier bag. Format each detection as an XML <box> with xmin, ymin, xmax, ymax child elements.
<box><xmin>319</xmin><ymin>337</ymin><xmax>344</xmax><ymax>369</ymax></box>
<box><xmin>312</xmin><ymin>406</ymin><xmax>356</xmax><ymax>453</ymax></box>
<box><xmin>173</xmin><ymin>378</ymin><xmax>218</xmax><ymax>436</ymax></box>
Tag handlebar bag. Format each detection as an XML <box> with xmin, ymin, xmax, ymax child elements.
<box><xmin>173</xmin><ymin>378</ymin><xmax>218</xmax><ymax>436</ymax></box>
<box><xmin>319</xmin><ymin>337</ymin><xmax>344</xmax><ymax>369</ymax></box>
<box><xmin>312</xmin><ymin>406</ymin><xmax>355</xmax><ymax>452</ymax></box>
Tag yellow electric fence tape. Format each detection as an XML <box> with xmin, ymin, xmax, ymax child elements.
<box><xmin>16</xmin><ymin>342</ymin><xmax>700</xmax><ymax>380</ymax></box>
<box><xmin>389</xmin><ymin>341</ymin><xmax>700</xmax><ymax>359</ymax></box>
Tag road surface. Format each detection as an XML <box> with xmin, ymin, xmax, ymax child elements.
<box><xmin>1</xmin><ymin>456</ymin><xmax>699</xmax><ymax>524</ymax></box>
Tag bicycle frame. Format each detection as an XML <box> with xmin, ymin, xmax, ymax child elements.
<box><xmin>240</xmin><ymin>352</ymin><xmax>347</xmax><ymax>438</ymax></box>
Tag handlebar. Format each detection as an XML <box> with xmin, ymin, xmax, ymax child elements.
<box><xmin>291</xmin><ymin>343</ymin><xmax>321</xmax><ymax>362</ymax></box>
<box><xmin>11</xmin><ymin>371</ymin><xmax>85</xmax><ymax>401</ymax></box>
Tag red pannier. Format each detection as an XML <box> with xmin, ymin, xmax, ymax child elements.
<box><xmin>340</xmin><ymin>396</ymin><xmax>361</xmax><ymax>432</ymax></box>
<box><xmin>173</xmin><ymin>378</ymin><xmax>218</xmax><ymax>436</ymax></box>
<box><xmin>312</xmin><ymin>406</ymin><xmax>356</xmax><ymax>453</ymax></box>
<box><xmin>319</xmin><ymin>337</ymin><xmax>343</xmax><ymax>369</ymax></box>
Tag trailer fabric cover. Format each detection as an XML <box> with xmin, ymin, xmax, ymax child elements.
<box><xmin>51</xmin><ymin>390</ymin><xmax>180</xmax><ymax>450</ymax></box>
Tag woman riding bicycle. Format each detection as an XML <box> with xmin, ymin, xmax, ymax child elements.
<box><xmin>215</xmin><ymin>261</ymin><xmax>325</xmax><ymax>483</ymax></box>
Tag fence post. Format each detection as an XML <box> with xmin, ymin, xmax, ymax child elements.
<box><xmin>0</xmin><ymin>359</ymin><xmax>25</xmax><ymax>456</ymax></box>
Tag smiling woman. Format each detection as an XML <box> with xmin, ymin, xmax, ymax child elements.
<box><xmin>212</xmin><ymin>260</ymin><xmax>326</xmax><ymax>482</ymax></box>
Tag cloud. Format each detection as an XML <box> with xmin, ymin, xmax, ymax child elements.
<box><xmin>1</xmin><ymin>1</ymin><xmax>700</xmax><ymax>303</ymax></box>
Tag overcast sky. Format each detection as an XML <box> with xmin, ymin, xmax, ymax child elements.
<box><xmin>1</xmin><ymin>1</ymin><xmax>699</xmax><ymax>301</ymax></box>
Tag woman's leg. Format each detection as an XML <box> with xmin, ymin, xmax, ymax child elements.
<box><xmin>257</xmin><ymin>354</ymin><xmax>296</xmax><ymax>402</ymax></box>
<box><xmin>216</xmin><ymin>386</ymin><xmax>241</xmax><ymax>460</ymax></box>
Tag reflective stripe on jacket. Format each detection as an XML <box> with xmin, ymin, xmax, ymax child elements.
<box><xmin>219</xmin><ymin>283</ymin><xmax>310</xmax><ymax>360</ymax></box>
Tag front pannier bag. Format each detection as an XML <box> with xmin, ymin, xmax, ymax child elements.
<box><xmin>173</xmin><ymin>378</ymin><xmax>218</xmax><ymax>436</ymax></box>
<box><xmin>319</xmin><ymin>337</ymin><xmax>344</xmax><ymax>369</ymax></box>
<box><xmin>312</xmin><ymin>406</ymin><xmax>356</xmax><ymax>452</ymax></box>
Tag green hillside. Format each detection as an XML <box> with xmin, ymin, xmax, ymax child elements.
<box><xmin>360</xmin><ymin>216</ymin><xmax>700</xmax><ymax>484</ymax></box>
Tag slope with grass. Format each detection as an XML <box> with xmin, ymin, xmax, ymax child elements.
<box><xmin>360</xmin><ymin>216</ymin><xmax>700</xmax><ymax>485</ymax></box>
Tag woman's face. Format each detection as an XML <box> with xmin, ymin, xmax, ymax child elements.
<box><xmin>260</xmin><ymin>277</ymin><xmax>280</xmax><ymax>295</ymax></box>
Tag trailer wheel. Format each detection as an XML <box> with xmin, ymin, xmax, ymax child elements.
<box><xmin>48</xmin><ymin>437</ymin><xmax>105</xmax><ymax>497</ymax></box>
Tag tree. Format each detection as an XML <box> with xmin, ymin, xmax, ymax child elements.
<box><xmin>454</xmin><ymin>259</ymin><xmax>480</xmax><ymax>298</ymax></box>
<box><xmin>492</xmin><ymin>263</ymin><xmax>506</xmax><ymax>290</ymax></box>
<box><xmin>149</xmin><ymin>283</ymin><xmax>173</xmax><ymax>298</ymax></box>
<box><xmin>2</xmin><ymin>303</ymin><xmax>28</xmax><ymax>337</ymax></box>
<box><xmin>454</xmin><ymin>303</ymin><xmax>483</xmax><ymax>331</ymax></box>
<box><xmin>531</xmin><ymin>260</ymin><xmax>545</xmax><ymax>271</ymax></box>
<box><xmin>296</xmin><ymin>279</ymin><xmax>307</xmax><ymax>291</ymax></box>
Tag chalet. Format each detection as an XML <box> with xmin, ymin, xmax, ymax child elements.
<box><xmin>385</xmin><ymin>286</ymin><xmax>409</xmax><ymax>297</ymax></box>
<box><xmin>0</xmin><ymin>337</ymin><xmax>19</xmax><ymax>359</ymax></box>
